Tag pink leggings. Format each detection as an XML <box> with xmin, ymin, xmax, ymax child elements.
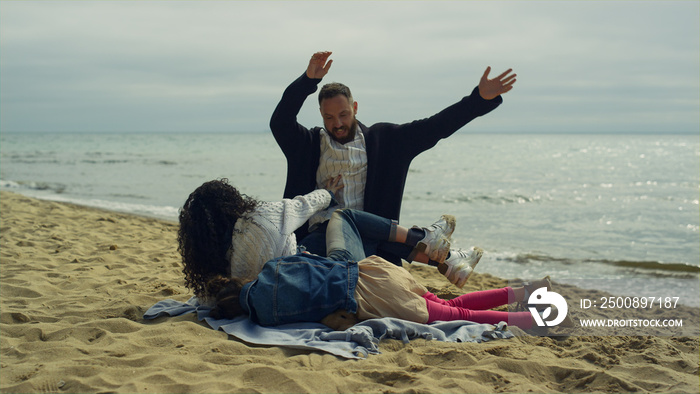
<box><xmin>422</xmin><ymin>287</ymin><xmax>533</xmax><ymax>329</ymax></box>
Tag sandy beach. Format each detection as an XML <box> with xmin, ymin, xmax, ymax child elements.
<box><xmin>1</xmin><ymin>190</ymin><xmax>698</xmax><ymax>393</ymax></box>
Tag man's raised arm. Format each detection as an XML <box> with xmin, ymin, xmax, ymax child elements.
<box><xmin>269</xmin><ymin>52</ymin><xmax>333</xmax><ymax>152</ymax></box>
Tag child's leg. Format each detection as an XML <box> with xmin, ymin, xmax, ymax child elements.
<box><xmin>422</xmin><ymin>291</ymin><xmax>450</xmax><ymax>306</ymax></box>
<box><xmin>446</xmin><ymin>287</ymin><xmax>516</xmax><ymax>310</ymax></box>
<box><xmin>424</xmin><ymin>288</ymin><xmax>518</xmax><ymax>310</ymax></box>
<box><xmin>423</xmin><ymin>295</ymin><xmax>533</xmax><ymax>329</ymax></box>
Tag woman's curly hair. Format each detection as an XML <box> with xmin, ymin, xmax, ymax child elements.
<box><xmin>177</xmin><ymin>178</ymin><xmax>258</xmax><ymax>298</ymax></box>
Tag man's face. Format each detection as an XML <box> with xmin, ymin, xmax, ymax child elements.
<box><xmin>320</xmin><ymin>95</ymin><xmax>358</xmax><ymax>144</ymax></box>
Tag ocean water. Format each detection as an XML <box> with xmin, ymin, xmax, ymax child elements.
<box><xmin>1</xmin><ymin>132</ymin><xmax>698</xmax><ymax>306</ymax></box>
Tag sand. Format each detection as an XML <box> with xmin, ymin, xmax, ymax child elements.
<box><xmin>1</xmin><ymin>190</ymin><xmax>698</xmax><ymax>393</ymax></box>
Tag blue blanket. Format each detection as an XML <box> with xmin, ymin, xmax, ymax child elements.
<box><xmin>144</xmin><ymin>297</ymin><xmax>514</xmax><ymax>359</ymax></box>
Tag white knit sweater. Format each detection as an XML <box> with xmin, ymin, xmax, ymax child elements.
<box><xmin>228</xmin><ymin>189</ymin><xmax>332</xmax><ymax>280</ymax></box>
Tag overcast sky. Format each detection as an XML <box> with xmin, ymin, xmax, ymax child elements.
<box><xmin>1</xmin><ymin>0</ymin><xmax>698</xmax><ymax>134</ymax></box>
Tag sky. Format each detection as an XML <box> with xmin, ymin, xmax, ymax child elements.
<box><xmin>1</xmin><ymin>0</ymin><xmax>698</xmax><ymax>134</ymax></box>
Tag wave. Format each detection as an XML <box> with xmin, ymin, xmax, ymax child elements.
<box><xmin>0</xmin><ymin>179</ymin><xmax>67</xmax><ymax>194</ymax></box>
<box><xmin>79</xmin><ymin>159</ymin><xmax>177</xmax><ymax>165</ymax></box>
<box><xmin>64</xmin><ymin>198</ymin><xmax>180</xmax><ymax>221</ymax></box>
<box><xmin>406</xmin><ymin>192</ymin><xmax>551</xmax><ymax>205</ymax></box>
<box><xmin>454</xmin><ymin>194</ymin><xmax>548</xmax><ymax>204</ymax></box>
<box><xmin>495</xmin><ymin>252</ymin><xmax>699</xmax><ymax>278</ymax></box>
<box><xmin>2</xmin><ymin>158</ymin><xmax>64</xmax><ymax>165</ymax></box>
<box><xmin>3</xmin><ymin>152</ymin><xmax>178</xmax><ymax>166</ymax></box>
<box><xmin>81</xmin><ymin>159</ymin><xmax>130</xmax><ymax>164</ymax></box>
<box><xmin>0</xmin><ymin>180</ymin><xmax>178</xmax><ymax>221</ymax></box>
<box><xmin>594</xmin><ymin>259</ymin><xmax>700</xmax><ymax>273</ymax></box>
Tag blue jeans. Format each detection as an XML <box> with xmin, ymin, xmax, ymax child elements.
<box><xmin>301</xmin><ymin>210</ymin><xmax>417</xmax><ymax>266</ymax></box>
<box><xmin>324</xmin><ymin>209</ymin><xmax>399</xmax><ymax>262</ymax></box>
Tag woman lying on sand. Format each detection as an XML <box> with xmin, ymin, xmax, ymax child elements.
<box><xmin>204</xmin><ymin>208</ymin><xmax>551</xmax><ymax>331</ymax></box>
<box><xmin>177</xmin><ymin>178</ymin><xmax>482</xmax><ymax>300</ymax></box>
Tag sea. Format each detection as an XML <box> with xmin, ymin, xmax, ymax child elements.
<box><xmin>1</xmin><ymin>131</ymin><xmax>698</xmax><ymax>307</ymax></box>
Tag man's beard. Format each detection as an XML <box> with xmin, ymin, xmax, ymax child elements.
<box><xmin>329</xmin><ymin>118</ymin><xmax>357</xmax><ymax>144</ymax></box>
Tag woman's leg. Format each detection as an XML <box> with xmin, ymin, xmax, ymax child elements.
<box><xmin>325</xmin><ymin>210</ymin><xmax>368</xmax><ymax>262</ymax></box>
<box><xmin>326</xmin><ymin>208</ymin><xmax>406</xmax><ymax>261</ymax></box>
<box><xmin>327</xmin><ymin>208</ymin><xmax>412</xmax><ymax>260</ymax></box>
<box><xmin>330</xmin><ymin>209</ymin><xmax>453</xmax><ymax>263</ymax></box>
<box><xmin>299</xmin><ymin>222</ymin><xmax>328</xmax><ymax>256</ymax></box>
<box><xmin>336</xmin><ymin>209</ymin><xmax>398</xmax><ymax>242</ymax></box>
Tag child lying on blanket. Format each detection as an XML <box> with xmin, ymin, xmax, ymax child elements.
<box><xmin>205</xmin><ymin>208</ymin><xmax>552</xmax><ymax>331</ymax></box>
<box><xmin>178</xmin><ymin>178</ymin><xmax>482</xmax><ymax>301</ymax></box>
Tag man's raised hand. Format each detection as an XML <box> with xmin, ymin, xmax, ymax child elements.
<box><xmin>478</xmin><ymin>67</ymin><xmax>517</xmax><ymax>100</ymax></box>
<box><xmin>307</xmin><ymin>51</ymin><xmax>333</xmax><ymax>79</ymax></box>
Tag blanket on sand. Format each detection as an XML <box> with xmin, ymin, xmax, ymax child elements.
<box><xmin>144</xmin><ymin>297</ymin><xmax>514</xmax><ymax>359</ymax></box>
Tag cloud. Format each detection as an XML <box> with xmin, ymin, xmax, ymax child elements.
<box><xmin>1</xmin><ymin>0</ymin><xmax>698</xmax><ymax>133</ymax></box>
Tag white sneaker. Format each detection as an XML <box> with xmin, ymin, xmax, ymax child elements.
<box><xmin>411</xmin><ymin>215</ymin><xmax>455</xmax><ymax>264</ymax></box>
<box><xmin>440</xmin><ymin>247</ymin><xmax>483</xmax><ymax>288</ymax></box>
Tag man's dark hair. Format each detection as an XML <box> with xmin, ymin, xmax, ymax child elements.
<box><xmin>318</xmin><ymin>82</ymin><xmax>353</xmax><ymax>105</ymax></box>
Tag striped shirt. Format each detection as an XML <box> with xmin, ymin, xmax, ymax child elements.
<box><xmin>309</xmin><ymin>127</ymin><xmax>368</xmax><ymax>229</ymax></box>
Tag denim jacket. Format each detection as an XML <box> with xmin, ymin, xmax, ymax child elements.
<box><xmin>240</xmin><ymin>253</ymin><xmax>359</xmax><ymax>326</ymax></box>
